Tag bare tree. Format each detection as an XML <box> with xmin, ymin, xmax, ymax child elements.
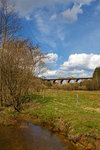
<box><xmin>0</xmin><ymin>0</ymin><xmax>47</xmax><ymax>109</ymax></box>
<box><xmin>0</xmin><ymin>0</ymin><xmax>21</xmax><ymax>45</ymax></box>
<box><xmin>0</xmin><ymin>0</ymin><xmax>21</xmax><ymax>106</ymax></box>
<box><xmin>1</xmin><ymin>40</ymin><xmax>46</xmax><ymax>111</ymax></box>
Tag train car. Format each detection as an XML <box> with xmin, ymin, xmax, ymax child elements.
<box><xmin>57</xmin><ymin>77</ymin><xmax>63</xmax><ymax>79</ymax></box>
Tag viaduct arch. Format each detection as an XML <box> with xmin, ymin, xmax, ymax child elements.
<box><xmin>42</xmin><ymin>77</ymin><xmax>93</xmax><ymax>85</ymax></box>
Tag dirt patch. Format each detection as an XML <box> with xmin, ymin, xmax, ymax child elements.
<box><xmin>82</xmin><ymin>107</ymin><xmax>100</xmax><ymax>113</ymax></box>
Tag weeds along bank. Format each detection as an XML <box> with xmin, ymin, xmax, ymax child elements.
<box><xmin>0</xmin><ymin>90</ymin><xmax>100</xmax><ymax>150</ymax></box>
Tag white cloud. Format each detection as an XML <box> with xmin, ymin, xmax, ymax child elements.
<box><xmin>25</xmin><ymin>16</ymin><xmax>31</xmax><ymax>20</ymax></box>
<box><xmin>42</xmin><ymin>53</ymin><xmax>100</xmax><ymax>78</ymax></box>
<box><xmin>34</xmin><ymin>12</ymin><xmax>50</xmax><ymax>34</ymax></box>
<box><xmin>79</xmin><ymin>73</ymin><xmax>91</xmax><ymax>78</ymax></box>
<box><xmin>60</xmin><ymin>53</ymin><xmax>100</xmax><ymax>71</ymax></box>
<box><xmin>62</xmin><ymin>4</ymin><xmax>83</xmax><ymax>23</ymax></box>
<box><xmin>75</xmin><ymin>0</ymin><xmax>95</xmax><ymax>6</ymax></box>
<box><xmin>45</xmin><ymin>53</ymin><xmax>58</xmax><ymax>64</ymax></box>
<box><xmin>57</xmin><ymin>28</ymin><xmax>65</xmax><ymax>41</ymax></box>
<box><xmin>50</xmin><ymin>14</ymin><xmax>57</xmax><ymax>20</ymax></box>
<box><xmin>42</xmin><ymin>70</ymin><xmax>57</xmax><ymax>77</ymax></box>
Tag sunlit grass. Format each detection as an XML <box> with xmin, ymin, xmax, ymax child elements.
<box><xmin>23</xmin><ymin>90</ymin><xmax>100</xmax><ymax>135</ymax></box>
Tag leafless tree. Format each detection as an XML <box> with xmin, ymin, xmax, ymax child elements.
<box><xmin>0</xmin><ymin>0</ymin><xmax>21</xmax><ymax>45</ymax></box>
<box><xmin>1</xmin><ymin>40</ymin><xmax>46</xmax><ymax>111</ymax></box>
<box><xmin>0</xmin><ymin>0</ymin><xmax>47</xmax><ymax>109</ymax></box>
<box><xmin>0</xmin><ymin>0</ymin><xmax>21</xmax><ymax>106</ymax></box>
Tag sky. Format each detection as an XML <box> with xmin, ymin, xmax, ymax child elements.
<box><xmin>7</xmin><ymin>0</ymin><xmax>100</xmax><ymax>78</ymax></box>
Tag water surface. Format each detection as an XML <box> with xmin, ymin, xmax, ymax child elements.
<box><xmin>0</xmin><ymin>122</ymin><xmax>77</xmax><ymax>150</ymax></box>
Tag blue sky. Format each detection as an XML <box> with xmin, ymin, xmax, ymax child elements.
<box><xmin>9</xmin><ymin>0</ymin><xmax>100</xmax><ymax>78</ymax></box>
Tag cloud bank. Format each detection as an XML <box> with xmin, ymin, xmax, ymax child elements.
<box><xmin>42</xmin><ymin>53</ymin><xmax>100</xmax><ymax>78</ymax></box>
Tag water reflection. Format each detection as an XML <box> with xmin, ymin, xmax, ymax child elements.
<box><xmin>0</xmin><ymin>122</ymin><xmax>77</xmax><ymax>150</ymax></box>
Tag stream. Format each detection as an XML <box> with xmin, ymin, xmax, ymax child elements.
<box><xmin>0</xmin><ymin>122</ymin><xmax>77</xmax><ymax>150</ymax></box>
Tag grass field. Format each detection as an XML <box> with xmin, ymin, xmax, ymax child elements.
<box><xmin>23</xmin><ymin>90</ymin><xmax>100</xmax><ymax>136</ymax></box>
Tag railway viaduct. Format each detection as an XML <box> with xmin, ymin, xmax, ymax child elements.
<box><xmin>42</xmin><ymin>77</ymin><xmax>93</xmax><ymax>85</ymax></box>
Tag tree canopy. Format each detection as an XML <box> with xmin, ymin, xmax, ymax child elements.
<box><xmin>93</xmin><ymin>67</ymin><xmax>100</xmax><ymax>78</ymax></box>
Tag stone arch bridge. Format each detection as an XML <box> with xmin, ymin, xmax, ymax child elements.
<box><xmin>42</xmin><ymin>77</ymin><xmax>93</xmax><ymax>85</ymax></box>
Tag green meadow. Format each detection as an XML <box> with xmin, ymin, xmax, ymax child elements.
<box><xmin>23</xmin><ymin>90</ymin><xmax>100</xmax><ymax>136</ymax></box>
